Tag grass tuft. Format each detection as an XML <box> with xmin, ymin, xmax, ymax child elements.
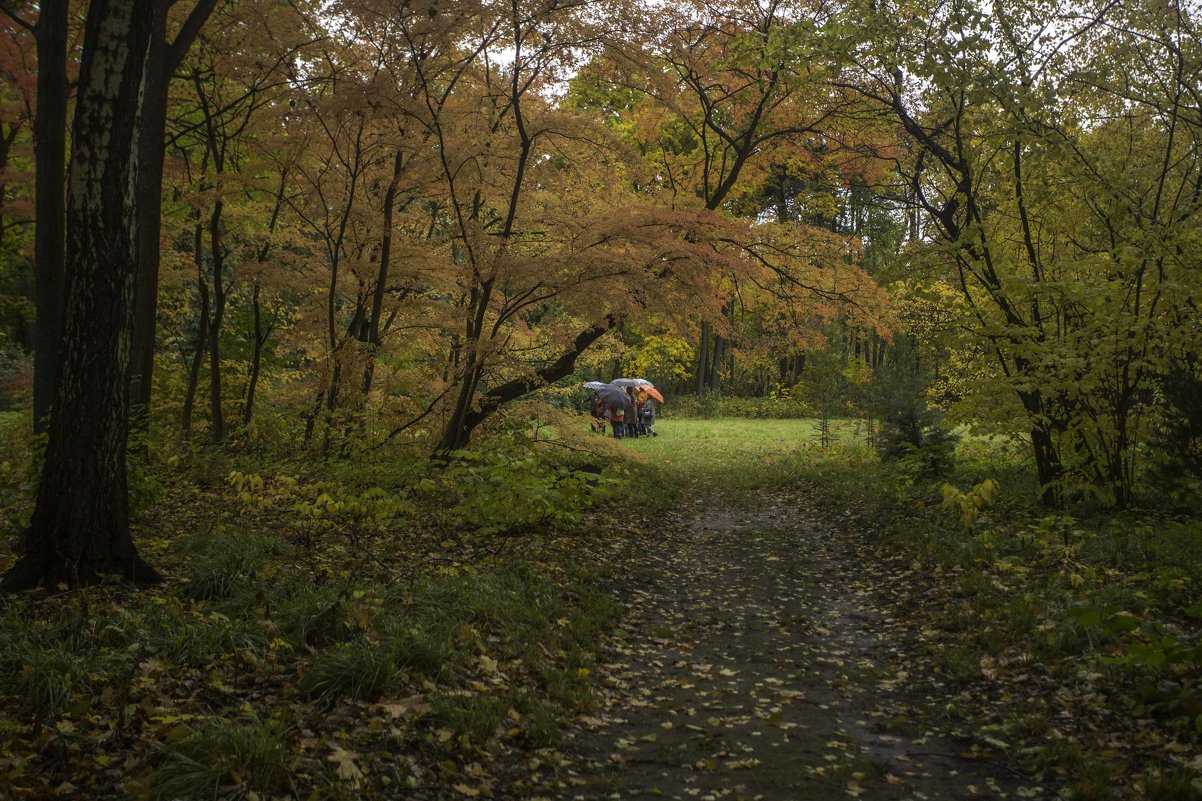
<box><xmin>148</xmin><ymin>716</ymin><xmax>289</xmax><ymax>801</ymax></box>
<box><xmin>301</xmin><ymin>640</ymin><xmax>397</xmax><ymax>700</ymax></box>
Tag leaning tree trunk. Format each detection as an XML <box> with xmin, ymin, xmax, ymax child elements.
<box><xmin>434</xmin><ymin>316</ymin><xmax>618</xmax><ymax>453</ymax></box>
<box><xmin>2</xmin><ymin>0</ymin><xmax>159</xmax><ymax>591</ymax></box>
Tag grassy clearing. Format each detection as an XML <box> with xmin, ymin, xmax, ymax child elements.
<box><xmin>624</xmin><ymin>416</ymin><xmax>872</xmax><ymax>499</ymax></box>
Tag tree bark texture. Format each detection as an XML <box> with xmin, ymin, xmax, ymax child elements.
<box><xmin>31</xmin><ymin>0</ymin><xmax>68</xmax><ymax>433</ymax></box>
<box><xmin>4</xmin><ymin>0</ymin><xmax>159</xmax><ymax>591</ymax></box>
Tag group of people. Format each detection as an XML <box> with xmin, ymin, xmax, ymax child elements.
<box><xmin>589</xmin><ymin>386</ymin><xmax>658</xmax><ymax>439</ymax></box>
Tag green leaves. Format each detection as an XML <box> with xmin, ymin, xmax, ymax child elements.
<box><xmin>444</xmin><ymin>450</ymin><xmax>614</xmax><ymax>536</ymax></box>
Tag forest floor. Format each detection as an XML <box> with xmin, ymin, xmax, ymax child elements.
<box><xmin>561</xmin><ymin>485</ymin><xmax>1046</xmax><ymax>800</ymax></box>
<box><xmin>541</xmin><ymin>419</ymin><xmax>1048</xmax><ymax>801</ymax></box>
<box><xmin>0</xmin><ymin>416</ymin><xmax>1198</xmax><ymax>800</ymax></box>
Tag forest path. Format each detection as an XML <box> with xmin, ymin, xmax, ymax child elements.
<box><xmin>563</xmin><ymin>487</ymin><xmax>1048</xmax><ymax>800</ymax></box>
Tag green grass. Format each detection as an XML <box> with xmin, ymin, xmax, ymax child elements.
<box><xmin>148</xmin><ymin>716</ymin><xmax>290</xmax><ymax>801</ymax></box>
<box><xmin>623</xmin><ymin>417</ymin><xmax>873</xmax><ymax>500</ymax></box>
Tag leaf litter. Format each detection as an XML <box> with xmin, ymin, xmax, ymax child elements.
<box><xmin>562</xmin><ymin>489</ymin><xmax>1048</xmax><ymax>800</ymax></box>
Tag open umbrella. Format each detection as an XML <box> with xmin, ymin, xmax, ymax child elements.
<box><xmin>637</xmin><ymin>386</ymin><xmax>665</xmax><ymax>404</ymax></box>
<box><xmin>583</xmin><ymin>381</ymin><xmax>608</xmax><ymax>390</ymax></box>
<box><xmin>591</xmin><ymin>383</ymin><xmax>630</xmax><ymax>409</ymax></box>
<box><xmin>611</xmin><ymin>377</ymin><xmax>652</xmax><ymax>388</ymax></box>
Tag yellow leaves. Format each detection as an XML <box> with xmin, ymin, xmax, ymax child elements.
<box><xmin>940</xmin><ymin>478</ymin><xmax>999</xmax><ymax>531</ymax></box>
<box><xmin>723</xmin><ymin>757</ymin><xmax>761</xmax><ymax>769</ymax></box>
<box><xmin>327</xmin><ymin>744</ymin><xmax>364</xmax><ymax>787</ymax></box>
<box><xmin>379</xmin><ymin>694</ymin><xmax>431</xmax><ymax>720</ymax></box>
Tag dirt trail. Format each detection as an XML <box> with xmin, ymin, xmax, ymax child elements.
<box><xmin>563</xmin><ymin>491</ymin><xmax>1048</xmax><ymax>800</ymax></box>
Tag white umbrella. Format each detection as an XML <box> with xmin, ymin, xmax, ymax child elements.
<box><xmin>611</xmin><ymin>377</ymin><xmax>653</xmax><ymax>388</ymax></box>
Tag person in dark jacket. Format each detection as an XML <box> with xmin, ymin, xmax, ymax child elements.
<box><xmin>623</xmin><ymin>389</ymin><xmax>639</xmax><ymax>438</ymax></box>
<box><xmin>588</xmin><ymin>391</ymin><xmax>607</xmax><ymax>433</ymax></box>
<box><xmin>638</xmin><ymin>397</ymin><xmax>657</xmax><ymax>436</ymax></box>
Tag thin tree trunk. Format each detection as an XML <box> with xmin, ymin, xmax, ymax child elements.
<box><xmin>207</xmin><ymin>199</ymin><xmax>225</xmax><ymax>443</ymax></box>
<box><xmin>182</xmin><ymin>274</ymin><xmax>209</xmax><ymax>439</ymax></box>
<box><xmin>242</xmin><ymin>169</ymin><xmax>286</xmax><ymax>426</ymax></box>
<box><xmin>1030</xmin><ymin>422</ymin><xmax>1063</xmax><ymax>510</ymax></box>
<box><xmin>695</xmin><ymin>320</ymin><xmax>710</xmax><ymax>394</ymax></box>
<box><xmin>708</xmin><ymin>333</ymin><xmax>724</xmax><ymax>392</ymax></box>
<box><xmin>363</xmin><ymin>151</ymin><xmax>403</xmax><ymax>396</ymax></box>
<box><xmin>128</xmin><ymin>3</ymin><xmax>168</xmax><ymax>429</ymax></box>
<box><xmin>130</xmin><ymin>0</ymin><xmax>217</xmax><ymax>425</ymax></box>
<box><xmin>242</xmin><ymin>283</ymin><xmax>263</xmax><ymax>426</ymax></box>
<box><xmin>31</xmin><ymin>0</ymin><xmax>68</xmax><ymax>434</ymax></box>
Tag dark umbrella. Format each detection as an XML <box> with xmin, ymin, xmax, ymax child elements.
<box><xmin>592</xmin><ymin>383</ymin><xmax>630</xmax><ymax>409</ymax></box>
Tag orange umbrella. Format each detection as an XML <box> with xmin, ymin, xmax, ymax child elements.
<box><xmin>638</xmin><ymin>386</ymin><xmax>665</xmax><ymax>404</ymax></box>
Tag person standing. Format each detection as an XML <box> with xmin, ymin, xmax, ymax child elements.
<box><xmin>608</xmin><ymin>404</ymin><xmax>625</xmax><ymax>438</ymax></box>
<box><xmin>589</xmin><ymin>391</ymin><xmax>607</xmax><ymax>433</ymax></box>
<box><xmin>639</xmin><ymin>396</ymin><xmax>658</xmax><ymax>436</ymax></box>
<box><xmin>623</xmin><ymin>388</ymin><xmax>639</xmax><ymax>438</ymax></box>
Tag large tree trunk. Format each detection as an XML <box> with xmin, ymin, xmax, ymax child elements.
<box><xmin>31</xmin><ymin>0</ymin><xmax>68</xmax><ymax>434</ymax></box>
<box><xmin>4</xmin><ymin>0</ymin><xmax>159</xmax><ymax>591</ymax></box>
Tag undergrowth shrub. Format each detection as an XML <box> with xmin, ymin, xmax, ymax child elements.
<box><xmin>142</xmin><ymin>600</ymin><xmax>265</xmax><ymax>670</ymax></box>
<box><xmin>667</xmin><ymin>392</ymin><xmax>816</xmax><ymax>419</ymax></box>
<box><xmin>268</xmin><ymin>577</ymin><xmax>346</xmax><ymax>648</ymax></box>
<box><xmin>443</xmin><ymin>450</ymin><xmax>613</xmax><ymax>535</ymax></box>
<box><xmin>870</xmin><ymin>336</ymin><xmax>959</xmax><ymax>481</ymax></box>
